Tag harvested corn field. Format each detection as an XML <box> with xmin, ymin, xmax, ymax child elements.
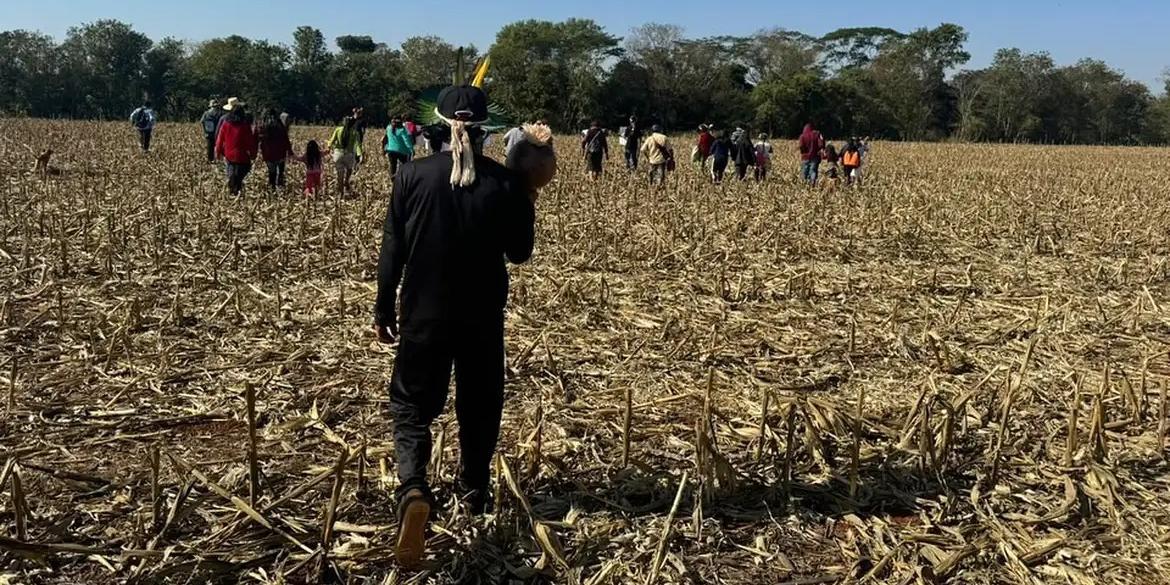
<box><xmin>1</xmin><ymin>119</ymin><xmax>1169</xmax><ymax>584</ymax></box>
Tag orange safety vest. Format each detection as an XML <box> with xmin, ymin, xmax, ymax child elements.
<box><xmin>843</xmin><ymin>151</ymin><xmax>860</xmax><ymax>167</ymax></box>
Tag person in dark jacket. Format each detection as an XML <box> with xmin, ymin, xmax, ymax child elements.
<box><xmin>623</xmin><ymin>115</ymin><xmax>643</xmax><ymax>171</ymax></box>
<box><xmin>255</xmin><ymin>108</ymin><xmax>293</xmax><ymax>190</ymax></box>
<box><xmin>731</xmin><ymin>127</ymin><xmax>756</xmax><ymax>181</ymax></box>
<box><xmin>581</xmin><ymin>120</ymin><xmax>608</xmax><ymax>180</ymax></box>
<box><xmin>373</xmin><ymin>85</ymin><xmax>537</xmax><ymax>569</ymax></box>
<box><xmin>214</xmin><ymin>98</ymin><xmax>258</xmax><ymax>196</ymax></box>
<box><xmin>709</xmin><ymin>130</ymin><xmax>732</xmax><ymax>184</ymax></box>
<box><xmin>200</xmin><ymin>99</ymin><xmax>222</xmax><ymax>163</ymax></box>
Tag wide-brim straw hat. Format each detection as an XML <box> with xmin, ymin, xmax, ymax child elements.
<box><xmin>223</xmin><ymin>97</ymin><xmax>246</xmax><ymax>111</ymax></box>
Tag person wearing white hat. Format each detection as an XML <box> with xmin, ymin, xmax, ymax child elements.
<box><xmin>214</xmin><ymin>97</ymin><xmax>257</xmax><ymax>196</ymax></box>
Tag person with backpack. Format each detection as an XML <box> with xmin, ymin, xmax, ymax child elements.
<box><xmin>622</xmin><ymin>115</ymin><xmax>643</xmax><ymax>171</ymax></box>
<box><xmin>199</xmin><ymin>99</ymin><xmax>222</xmax><ymax>163</ymax></box>
<box><xmin>731</xmin><ymin>127</ymin><xmax>756</xmax><ymax>181</ymax></box>
<box><xmin>373</xmin><ymin>85</ymin><xmax>537</xmax><ymax>569</ymax></box>
<box><xmin>214</xmin><ymin>97</ymin><xmax>258</xmax><ymax>196</ymax></box>
<box><xmin>581</xmin><ymin>120</ymin><xmax>609</xmax><ymax>180</ymax></box>
<box><xmin>640</xmin><ymin>124</ymin><xmax>674</xmax><ymax>186</ymax></box>
<box><xmin>255</xmin><ymin>108</ymin><xmax>294</xmax><ymax>191</ymax></box>
<box><xmin>129</xmin><ymin>101</ymin><xmax>156</xmax><ymax>153</ymax></box>
<box><xmin>798</xmin><ymin>122</ymin><xmax>825</xmax><ymax>186</ymax></box>
<box><xmin>383</xmin><ymin>116</ymin><xmax>415</xmax><ymax>179</ymax></box>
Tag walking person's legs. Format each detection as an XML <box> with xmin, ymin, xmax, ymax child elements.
<box><xmin>205</xmin><ymin>134</ymin><xmax>215</xmax><ymax>163</ymax></box>
<box><xmin>276</xmin><ymin>160</ymin><xmax>286</xmax><ymax>188</ymax></box>
<box><xmin>388</xmin><ymin>334</ymin><xmax>454</xmax><ymax>567</ymax></box>
<box><xmin>453</xmin><ymin>317</ymin><xmax>506</xmax><ymax>512</ymax></box>
<box><xmin>266</xmin><ymin>161</ymin><xmax>279</xmax><ymax>190</ymax></box>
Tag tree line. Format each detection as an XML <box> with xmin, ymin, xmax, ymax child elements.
<box><xmin>2</xmin><ymin>19</ymin><xmax>1168</xmax><ymax>144</ymax></box>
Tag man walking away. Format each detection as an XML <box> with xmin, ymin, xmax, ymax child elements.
<box><xmin>798</xmin><ymin>122</ymin><xmax>824</xmax><ymax>186</ymax></box>
<box><xmin>641</xmin><ymin>125</ymin><xmax>674</xmax><ymax>186</ymax></box>
<box><xmin>373</xmin><ymin>85</ymin><xmax>537</xmax><ymax>569</ymax></box>
<box><xmin>215</xmin><ymin>98</ymin><xmax>257</xmax><ymax>196</ymax></box>
<box><xmin>200</xmin><ymin>100</ymin><xmax>222</xmax><ymax>163</ymax></box>
<box><xmin>581</xmin><ymin>120</ymin><xmax>608</xmax><ymax>180</ymax></box>
<box><xmin>623</xmin><ymin>115</ymin><xmax>643</xmax><ymax>171</ymax></box>
<box><xmin>130</xmin><ymin>101</ymin><xmax>156</xmax><ymax>152</ymax></box>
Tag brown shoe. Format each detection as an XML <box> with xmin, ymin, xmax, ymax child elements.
<box><xmin>395</xmin><ymin>489</ymin><xmax>431</xmax><ymax>569</ymax></box>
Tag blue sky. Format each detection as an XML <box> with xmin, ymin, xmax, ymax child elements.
<box><xmin>6</xmin><ymin>0</ymin><xmax>1167</xmax><ymax>91</ymax></box>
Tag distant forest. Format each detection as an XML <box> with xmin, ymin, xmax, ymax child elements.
<box><xmin>2</xmin><ymin>19</ymin><xmax>1168</xmax><ymax>143</ymax></box>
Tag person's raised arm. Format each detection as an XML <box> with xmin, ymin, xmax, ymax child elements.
<box><xmin>373</xmin><ymin>170</ymin><xmax>410</xmax><ymax>341</ymax></box>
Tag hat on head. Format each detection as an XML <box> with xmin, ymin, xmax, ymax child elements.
<box><xmin>222</xmin><ymin>97</ymin><xmax>245</xmax><ymax>111</ymax></box>
<box><xmin>209</xmin><ymin>99</ymin><xmax>218</xmax><ymax>107</ymax></box>
<box><xmin>436</xmin><ymin>85</ymin><xmax>489</xmax><ymax>125</ymax></box>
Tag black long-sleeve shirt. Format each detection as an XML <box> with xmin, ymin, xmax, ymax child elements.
<box><xmin>374</xmin><ymin>154</ymin><xmax>535</xmax><ymax>340</ymax></box>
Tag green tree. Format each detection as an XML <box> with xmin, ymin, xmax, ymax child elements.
<box><xmin>490</xmin><ymin>19</ymin><xmax>621</xmax><ymax>129</ymax></box>
<box><xmin>145</xmin><ymin>38</ymin><xmax>192</xmax><ymax>118</ymax></box>
<box><xmin>59</xmin><ymin>20</ymin><xmax>153</xmax><ymax>117</ymax></box>
<box><xmin>290</xmin><ymin>26</ymin><xmax>332</xmax><ymax>120</ymax></box>
<box><xmin>0</xmin><ymin>30</ymin><xmax>61</xmax><ymax>116</ymax></box>
<box><xmin>401</xmin><ymin>36</ymin><xmax>478</xmax><ymax>90</ymax></box>
<box><xmin>188</xmin><ymin>36</ymin><xmax>290</xmax><ymax>113</ymax></box>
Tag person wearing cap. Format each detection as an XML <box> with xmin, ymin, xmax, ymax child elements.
<box><xmin>200</xmin><ymin>99</ymin><xmax>223</xmax><ymax>163</ymax></box>
<box><xmin>373</xmin><ymin>85</ymin><xmax>536</xmax><ymax>569</ymax></box>
<box><xmin>640</xmin><ymin>124</ymin><xmax>674</xmax><ymax>186</ymax></box>
<box><xmin>214</xmin><ymin>97</ymin><xmax>258</xmax><ymax>196</ymax></box>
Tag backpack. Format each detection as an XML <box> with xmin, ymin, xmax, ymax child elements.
<box><xmin>586</xmin><ymin>130</ymin><xmax>605</xmax><ymax>154</ymax></box>
<box><xmin>132</xmin><ymin>108</ymin><xmax>151</xmax><ymax>130</ymax></box>
<box><xmin>202</xmin><ymin>112</ymin><xmax>219</xmax><ymax>134</ymax></box>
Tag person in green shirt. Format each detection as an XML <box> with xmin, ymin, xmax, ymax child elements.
<box><xmin>327</xmin><ymin>116</ymin><xmax>360</xmax><ymax>197</ymax></box>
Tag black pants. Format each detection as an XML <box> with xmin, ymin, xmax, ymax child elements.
<box><xmin>735</xmin><ymin>163</ymin><xmax>750</xmax><ymax>181</ymax></box>
<box><xmin>387</xmin><ymin>151</ymin><xmax>408</xmax><ymax>177</ymax></box>
<box><xmin>712</xmin><ymin>157</ymin><xmax>729</xmax><ymax>183</ymax></box>
<box><xmin>138</xmin><ymin>129</ymin><xmax>152</xmax><ymax>152</ymax></box>
<box><xmin>265</xmin><ymin>160</ymin><xmax>286</xmax><ymax>189</ymax></box>
<box><xmin>625</xmin><ymin>148</ymin><xmax>638</xmax><ymax>170</ymax></box>
<box><xmin>226</xmin><ymin>162</ymin><xmax>251</xmax><ymax>195</ymax></box>
<box><xmin>205</xmin><ymin>134</ymin><xmax>216</xmax><ymax>162</ymax></box>
<box><xmin>389</xmin><ymin>318</ymin><xmax>505</xmax><ymax>502</ymax></box>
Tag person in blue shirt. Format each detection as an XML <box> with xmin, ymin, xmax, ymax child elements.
<box><xmin>383</xmin><ymin>116</ymin><xmax>415</xmax><ymax>179</ymax></box>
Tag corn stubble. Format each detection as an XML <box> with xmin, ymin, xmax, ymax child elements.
<box><xmin>1</xmin><ymin>120</ymin><xmax>1169</xmax><ymax>583</ymax></box>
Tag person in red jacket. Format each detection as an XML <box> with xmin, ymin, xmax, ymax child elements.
<box><xmin>696</xmin><ymin>125</ymin><xmax>714</xmax><ymax>167</ymax></box>
<box><xmin>215</xmin><ymin>97</ymin><xmax>258</xmax><ymax>196</ymax></box>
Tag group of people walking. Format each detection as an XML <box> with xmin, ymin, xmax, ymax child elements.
<box><xmin>186</xmin><ymin>98</ymin><xmax>425</xmax><ymax>197</ymax></box>
<box><xmin>560</xmin><ymin>116</ymin><xmax>868</xmax><ymax>187</ymax></box>
<box><xmin>798</xmin><ymin>122</ymin><xmax>869</xmax><ymax>187</ymax></box>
